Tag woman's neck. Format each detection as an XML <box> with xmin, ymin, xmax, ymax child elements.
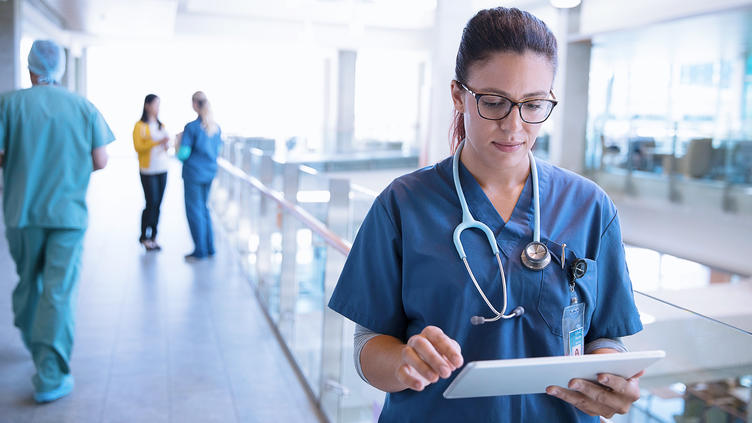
<box><xmin>460</xmin><ymin>145</ymin><xmax>530</xmax><ymax>192</ymax></box>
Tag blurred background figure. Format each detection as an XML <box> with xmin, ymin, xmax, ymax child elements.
<box><xmin>0</xmin><ymin>39</ymin><xmax>114</xmax><ymax>403</ymax></box>
<box><xmin>132</xmin><ymin>93</ymin><xmax>170</xmax><ymax>251</ymax></box>
<box><xmin>177</xmin><ymin>91</ymin><xmax>222</xmax><ymax>262</ymax></box>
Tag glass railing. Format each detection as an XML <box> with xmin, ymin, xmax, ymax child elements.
<box><xmin>587</xmin><ymin>132</ymin><xmax>752</xmax><ymax>215</ymax></box>
<box><xmin>615</xmin><ymin>292</ymin><xmax>752</xmax><ymax>423</ymax></box>
<box><xmin>211</xmin><ymin>137</ymin><xmax>752</xmax><ymax>423</ymax></box>
<box><xmin>583</xmin><ymin>6</ymin><xmax>752</xmax><ymax>215</ymax></box>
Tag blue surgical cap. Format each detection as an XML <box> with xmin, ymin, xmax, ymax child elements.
<box><xmin>28</xmin><ymin>40</ymin><xmax>66</xmax><ymax>84</ymax></box>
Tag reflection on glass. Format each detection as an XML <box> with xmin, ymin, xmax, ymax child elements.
<box><xmin>586</xmin><ymin>8</ymin><xmax>752</xmax><ymax>188</ymax></box>
<box><xmin>616</xmin><ymin>292</ymin><xmax>752</xmax><ymax>423</ymax></box>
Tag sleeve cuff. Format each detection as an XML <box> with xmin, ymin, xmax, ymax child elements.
<box><xmin>354</xmin><ymin>324</ymin><xmax>381</xmax><ymax>385</ymax></box>
<box><xmin>585</xmin><ymin>338</ymin><xmax>628</xmax><ymax>354</ymax></box>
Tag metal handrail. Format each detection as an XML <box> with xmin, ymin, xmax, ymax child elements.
<box><xmin>217</xmin><ymin>157</ymin><xmax>353</xmax><ymax>255</ymax></box>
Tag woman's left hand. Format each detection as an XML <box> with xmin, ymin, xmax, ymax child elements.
<box><xmin>545</xmin><ymin>349</ymin><xmax>643</xmax><ymax>418</ymax></box>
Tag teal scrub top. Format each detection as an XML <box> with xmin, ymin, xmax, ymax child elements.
<box><xmin>0</xmin><ymin>85</ymin><xmax>115</xmax><ymax>229</ymax></box>
<box><xmin>180</xmin><ymin>118</ymin><xmax>222</xmax><ymax>184</ymax></box>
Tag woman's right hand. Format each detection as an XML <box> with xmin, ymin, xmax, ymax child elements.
<box><xmin>397</xmin><ymin>326</ymin><xmax>463</xmax><ymax>391</ymax></box>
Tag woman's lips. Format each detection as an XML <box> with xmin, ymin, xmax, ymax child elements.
<box><xmin>492</xmin><ymin>141</ymin><xmax>523</xmax><ymax>153</ymax></box>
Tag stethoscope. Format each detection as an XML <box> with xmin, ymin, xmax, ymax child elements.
<box><xmin>452</xmin><ymin>140</ymin><xmax>551</xmax><ymax>325</ymax></box>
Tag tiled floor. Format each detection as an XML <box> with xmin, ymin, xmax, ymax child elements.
<box><xmin>0</xmin><ymin>157</ymin><xmax>324</xmax><ymax>423</ymax></box>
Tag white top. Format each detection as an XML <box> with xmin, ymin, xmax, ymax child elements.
<box><xmin>140</xmin><ymin>121</ymin><xmax>170</xmax><ymax>175</ymax></box>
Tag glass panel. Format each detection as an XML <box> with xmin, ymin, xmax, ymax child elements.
<box><xmin>586</xmin><ymin>8</ymin><xmax>752</xmax><ymax>191</ymax></box>
<box><xmin>262</xmin><ymin>160</ymin><xmax>285</xmax><ymax>323</ymax></box>
<box><xmin>298</xmin><ymin>165</ymin><xmax>331</xmax><ymax>223</ymax></box>
<box><xmin>290</xmin><ymin>229</ymin><xmax>327</xmax><ymax>398</ymax></box>
<box><xmin>612</xmin><ymin>292</ymin><xmax>752</xmax><ymax>423</ymax></box>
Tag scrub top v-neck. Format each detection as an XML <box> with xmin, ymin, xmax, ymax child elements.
<box><xmin>328</xmin><ymin>154</ymin><xmax>643</xmax><ymax>423</ymax></box>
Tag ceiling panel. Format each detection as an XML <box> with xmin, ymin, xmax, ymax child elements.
<box><xmin>37</xmin><ymin>0</ymin><xmax>179</xmax><ymax>36</ymax></box>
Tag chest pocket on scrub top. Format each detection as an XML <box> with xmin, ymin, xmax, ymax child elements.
<box><xmin>537</xmin><ymin>240</ymin><xmax>598</xmax><ymax>337</ymax></box>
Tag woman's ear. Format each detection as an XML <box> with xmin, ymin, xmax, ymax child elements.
<box><xmin>450</xmin><ymin>80</ymin><xmax>466</xmax><ymax>114</ymax></box>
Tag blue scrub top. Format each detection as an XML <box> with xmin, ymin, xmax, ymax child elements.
<box><xmin>181</xmin><ymin>118</ymin><xmax>222</xmax><ymax>183</ymax></box>
<box><xmin>328</xmin><ymin>155</ymin><xmax>643</xmax><ymax>423</ymax></box>
<box><xmin>0</xmin><ymin>85</ymin><xmax>115</xmax><ymax>229</ymax></box>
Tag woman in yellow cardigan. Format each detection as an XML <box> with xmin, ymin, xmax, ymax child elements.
<box><xmin>133</xmin><ymin>94</ymin><xmax>170</xmax><ymax>251</ymax></box>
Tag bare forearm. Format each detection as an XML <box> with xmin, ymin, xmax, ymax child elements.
<box><xmin>361</xmin><ymin>335</ymin><xmax>409</xmax><ymax>393</ymax></box>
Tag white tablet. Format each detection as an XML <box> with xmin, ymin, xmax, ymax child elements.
<box><xmin>443</xmin><ymin>350</ymin><xmax>665</xmax><ymax>399</ymax></box>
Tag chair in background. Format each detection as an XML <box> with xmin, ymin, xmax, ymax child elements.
<box><xmin>680</xmin><ymin>138</ymin><xmax>713</xmax><ymax>179</ymax></box>
<box><xmin>627</xmin><ymin>136</ymin><xmax>656</xmax><ymax>171</ymax></box>
<box><xmin>600</xmin><ymin>134</ymin><xmax>622</xmax><ymax>169</ymax></box>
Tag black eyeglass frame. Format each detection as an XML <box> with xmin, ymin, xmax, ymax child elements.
<box><xmin>457</xmin><ymin>81</ymin><xmax>558</xmax><ymax>124</ymax></box>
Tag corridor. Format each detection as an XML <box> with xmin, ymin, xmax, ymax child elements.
<box><xmin>0</xmin><ymin>158</ymin><xmax>323</xmax><ymax>423</ymax></box>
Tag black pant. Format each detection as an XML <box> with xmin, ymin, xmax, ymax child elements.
<box><xmin>139</xmin><ymin>172</ymin><xmax>167</xmax><ymax>241</ymax></box>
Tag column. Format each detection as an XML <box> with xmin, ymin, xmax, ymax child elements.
<box><xmin>423</xmin><ymin>0</ymin><xmax>475</xmax><ymax>165</ymax></box>
<box><xmin>75</xmin><ymin>48</ymin><xmax>88</xmax><ymax>97</ymax></box>
<box><xmin>0</xmin><ymin>0</ymin><xmax>21</xmax><ymax>93</ymax></box>
<box><xmin>336</xmin><ymin>49</ymin><xmax>357</xmax><ymax>153</ymax></box>
<box><xmin>550</xmin><ymin>7</ymin><xmax>592</xmax><ymax>173</ymax></box>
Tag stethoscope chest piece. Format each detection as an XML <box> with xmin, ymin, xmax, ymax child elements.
<box><xmin>521</xmin><ymin>241</ymin><xmax>550</xmax><ymax>271</ymax></box>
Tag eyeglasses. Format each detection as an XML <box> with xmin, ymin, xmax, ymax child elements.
<box><xmin>457</xmin><ymin>81</ymin><xmax>557</xmax><ymax>124</ymax></box>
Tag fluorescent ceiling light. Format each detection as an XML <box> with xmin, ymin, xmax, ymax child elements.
<box><xmin>550</xmin><ymin>0</ymin><xmax>581</xmax><ymax>8</ymax></box>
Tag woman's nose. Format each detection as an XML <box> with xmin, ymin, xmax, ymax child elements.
<box><xmin>498</xmin><ymin>105</ymin><xmax>525</xmax><ymax>131</ymax></box>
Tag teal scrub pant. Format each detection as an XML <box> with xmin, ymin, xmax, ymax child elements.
<box><xmin>5</xmin><ymin>227</ymin><xmax>85</xmax><ymax>393</ymax></box>
<box><xmin>184</xmin><ymin>180</ymin><xmax>215</xmax><ymax>257</ymax></box>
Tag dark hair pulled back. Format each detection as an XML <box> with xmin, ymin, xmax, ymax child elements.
<box><xmin>140</xmin><ymin>94</ymin><xmax>163</xmax><ymax>129</ymax></box>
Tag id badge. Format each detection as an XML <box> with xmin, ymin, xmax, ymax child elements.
<box><xmin>562</xmin><ymin>302</ymin><xmax>585</xmax><ymax>356</ymax></box>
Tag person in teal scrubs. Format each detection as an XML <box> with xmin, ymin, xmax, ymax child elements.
<box><xmin>176</xmin><ymin>91</ymin><xmax>222</xmax><ymax>261</ymax></box>
<box><xmin>0</xmin><ymin>40</ymin><xmax>114</xmax><ymax>403</ymax></box>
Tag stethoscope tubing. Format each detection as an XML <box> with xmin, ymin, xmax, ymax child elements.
<box><xmin>452</xmin><ymin>140</ymin><xmax>542</xmax><ymax>323</ymax></box>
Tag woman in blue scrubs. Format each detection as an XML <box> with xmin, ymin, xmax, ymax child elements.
<box><xmin>177</xmin><ymin>91</ymin><xmax>222</xmax><ymax>261</ymax></box>
<box><xmin>328</xmin><ymin>8</ymin><xmax>644</xmax><ymax>422</ymax></box>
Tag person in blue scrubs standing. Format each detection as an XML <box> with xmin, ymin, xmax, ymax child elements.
<box><xmin>177</xmin><ymin>91</ymin><xmax>222</xmax><ymax>262</ymax></box>
<box><xmin>0</xmin><ymin>40</ymin><xmax>114</xmax><ymax>403</ymax></box>
<box><xmin>328</xmin><ymin>8</ymin><xmax>645</xmax><ymax>422</ymax></box>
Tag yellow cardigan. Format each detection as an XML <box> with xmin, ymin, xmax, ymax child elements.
<box><xmin>132</xmin><ymin>121</ymin><xmax>162</xmax><ymax>169</ymax></box>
